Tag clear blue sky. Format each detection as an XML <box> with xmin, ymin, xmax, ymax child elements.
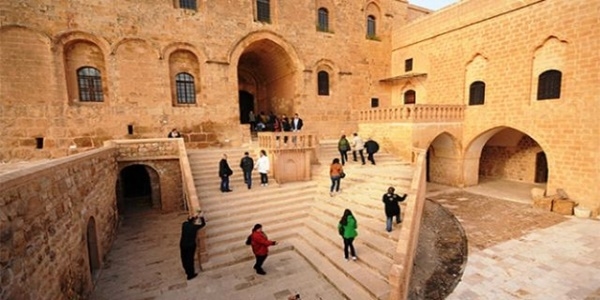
<box><xmin>410</xmin><ymin>0</ymin><xmax>458</xmax><ymax>10</ymax></box>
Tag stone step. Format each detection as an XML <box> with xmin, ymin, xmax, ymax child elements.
<box><xmin>291</xmin><ymin>232</ymin><xmax>390</xmax><ymax>300</ymax></box>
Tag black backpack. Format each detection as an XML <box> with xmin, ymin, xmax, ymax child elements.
<box><xmin>245</xmin><ymin>235</ymin><xmax>252</xmax><ymax>245</ymax></box>
<box><xmin>338</xmin><ymin>223</ymin><xmax>344</xmax><ymax>236</ymax></box>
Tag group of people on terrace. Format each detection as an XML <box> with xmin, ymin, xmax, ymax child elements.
<box><xmin>248</xmin><ymin>111</ymin><xmax>303</xmax><ymax>134</ymax></box>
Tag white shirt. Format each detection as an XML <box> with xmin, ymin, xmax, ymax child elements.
<box><xmin>255</xmin><ymin>156</ymin><xmax>270</xmax><ymax>174</ymax></box>
<box><xmin>353</xmin><ymin>135</ymin><xmax>364</xmax><ymax>151</ymax></box>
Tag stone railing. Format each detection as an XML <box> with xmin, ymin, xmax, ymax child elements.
<box><xmin>256</xmin><ymin>131</ymin><xmax>319</xmax><ymax>149</ymax></box>
<box><xmin>388</xmin><ymin>148</ymin><xmax>427</xmax><ymax>300</ymax></box>
<box><xmin>356</xmin><ymin>104</ymin><xmax>465</xmax><ymax>123</ymax></box>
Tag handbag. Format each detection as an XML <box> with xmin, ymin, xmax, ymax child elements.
<box><xmin>340</xmin><ymin>171</ymin><xmax>346</xmax><ymax>179</ymax></box>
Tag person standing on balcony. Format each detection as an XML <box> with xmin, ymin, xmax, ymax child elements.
<box><xmin>281</xmin><ymin>114</ymin><xmax>291</xmax><ymax>144</ymax></box>
<box><xmin>248</xmin><ymin>110</ymin><xmax>256</xmax><ymax>133</ymax></box>
<box><xmin>219</xmin><ymin>153</ymin><xmax>233</xmax><ymax>192</ymax></box>
<box><xmin>329</xmin><ymin>158</ymin><xmax>344</xmax><ymax>196</ymax></box>
<box><xmin>337</xmin><ymin>209</ymin><xmax>358</xmax><ymax>261</ymax></box>
<box><xmin>382</xmin><ymin>186</ymin><xmax>407</xmax><ymax>232</ymax></box>
<box><xmin>291</xmin><ymin>113</ymin><xmax>303</xmax><ymax>131</ymax></box>
<box><xmin>338</xmin><ymin>134</ymin><xmax>350</xmax><ymax>165</ymax></box>
<box><xmin>255</xmin><ymin>150</ymin><xmax>270</xmax><ymax>186</ymax></box>
<box><xmin>167</xmin><ymin>128</ymin><xmax>181</xmax><ymax>138</ymax></box>
<box><xmin>351</xmin><ymin>132</ymin><xmax>366</xmax><ymax>165</ymax></box>
<box><xmin>240</xmin><ymin>152</ymin><xmax>254</xmax><ymax>189</ymax></box>
<box><xmin>364</xmin><ymin>138</ymin><xmax>379</xmax><ymax>165</ymax></box>
<box><xmin>179</xmin><ymin>212</ymin><xmax>206</xmax><ymax>280</ymax></box>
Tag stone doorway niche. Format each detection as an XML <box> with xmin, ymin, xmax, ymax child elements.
<box><xmin>236</xmin><ymin>38</ymin><xmax>297</xmax><ymax>121</ymax></box>
<box><xmin>116</xmin><ymin>164</ymin><xmax>161</xmax><ymax>214</ymax></box>
<box><xmin>465</xmin><ymin>127</ymin><xmax>548</xmax><ymax>189</ymax></box>
<box><xmin>426</xmin><ymin>132</ymin><xmax>462</xmax><ymax>186</ymax></box>
<box><xmin>86</xmin><ymin>217</ymin><xmax>100</xmax><ymax>278</ymax></box>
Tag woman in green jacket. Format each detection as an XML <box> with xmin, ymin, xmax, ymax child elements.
<box><xmin>338</xmin><ymin>209</ymin><xmax>358</xmax><ymax>261</ymax></box>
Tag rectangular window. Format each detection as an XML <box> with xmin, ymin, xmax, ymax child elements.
<box><xmin>257</xmin><ymin>0</ymin><xmax>271</xmax><ymax>22</ymax></box>
<box><xmin>371</xmin><ymin>98</ymin><xmax>379</xmax><ymax>108</ymax></box>
<box><xmin>405</xmin><ymin>58</ymin><xmax>413</xmax><ymax>72</ymax></box>
<box><xmin>179</xmin><ymin>0</ymin><xmax>197</xmax><ymax>10</ymax></box>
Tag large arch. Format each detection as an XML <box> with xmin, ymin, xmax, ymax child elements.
<box><xmin>463</xmin><ymin>127</ymin><xmax>549</xmax><ymax>191</ymax></box>
<box><xmin>426</xmin><ymin>132</ymin><xmax>462</xmax><ymax>185</ymax></box>
<box><xmin>229</xmin><ymin>31</ymin><xmax>304</xmax><ymax>124</ymax></box>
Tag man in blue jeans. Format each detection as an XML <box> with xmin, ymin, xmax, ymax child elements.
<box><xmin>382</xmin><ymin>187</ymin><xmax>407</xmax><ymax>232</ymax></box>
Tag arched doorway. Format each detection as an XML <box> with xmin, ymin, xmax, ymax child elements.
<box><xmin>236</xmin><ymin>38</ymin><xmax>297</xmax><ymax>121</ymax></box>
<box><xmin>463</xmin><ymin>127</ymin><xmax>548</xmax><ymax>201</ymax></box>
<box><xmin>86</xmin><ymin>217</ymin><xmax>100</xmax><ymax>278</ymax></box>
<box><xmin>425</xmin><ymin>132</ymin><xmax>461</xmax><ymax>186</ymax></box>
<box><xmin>116</xmin><ymin>164</ymin><xmax>160</xmax><ymax>214</ymax></box>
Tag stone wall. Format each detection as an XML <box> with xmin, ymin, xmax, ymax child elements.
<box><xmin>389</xmin><ymin>0</ymin><xmax>600</xmax><ymax>214</ymax></box>
<box><xmin>0</xmin><ymin>0</ymin><xmax>403</xmax><ymax>161</ymax></box>
<box><xmin>0</xmin><ymin>148</ymin><xmax>119</xmax><ymax>299</ymax></box>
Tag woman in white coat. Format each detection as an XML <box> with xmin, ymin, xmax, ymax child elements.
<box><xmin>255</xmin><ymin>150</ymin><xmax>270</xmax><ymax>186</ymax></box>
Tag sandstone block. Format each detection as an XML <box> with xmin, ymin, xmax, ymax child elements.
<box><xmin>530</xmin><ymin>187</ymin><xmax>546</xmax><ymax>200</ymax></box>
<box><xmin>552</xmin><ymin>199</ymin><xmax>575</xmax><ymax>215</ymax></box>
<box><xmin>532</xmin><ymin>197</ymin><xmax>553</xmax><ymax>211</ymax></box>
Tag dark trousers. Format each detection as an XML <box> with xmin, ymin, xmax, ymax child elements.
<box><xmin>343</xmin><ymin>237</ymin><xmax>356</xmax><ymax>259</ymax></box>
<box><xmin>367</xmin><ymin>152</ymin><xmax>375</xmax><ymax>165</ymax></box>
<box><xmin>243</xmin><ymin>170</ymin><xmax>252</xmax><ymax>188</ymax></box>
<box><xmin>330</xmin><ymin>176</ymin><xmax>341</xmax><ymax>193</ymax></box>
<box><xmin>220</xmin><ymin>175</ymin><xmax>230</xmax><ymax>191</ymax></box>
<box><xmin>260</xmin><ymin>173</ymin><xmax>268</xmax><ymax>184</ymax></box>
<box><xmin>353</xmin><ymin>149</ymin><xmax>366</xmax><ymax>164</ymax></box>
<box><xmin>180</xmin><ymin>245</ymin><xmax>196</xmax><ymax>277</ymax></box>
<box><xmin>339</xmin><ymin>150</ymin><xmax>348</xmax><ymax>165</ymax></box>
<box><xmin>254</xmin><ymin>254</ymin><xmax>268</xmax><ymax>271</ymax></box>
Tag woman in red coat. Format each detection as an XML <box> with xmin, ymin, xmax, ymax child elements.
<box><xmin>250</xmin><ymin>224</ymin><xmax>277</xmax><ymax>275</ymax></box>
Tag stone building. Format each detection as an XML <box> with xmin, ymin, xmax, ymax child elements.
<box><xmin>1</xmin><ymin>0</ymin><xmax>599</xmax><ymax>299</ymax></box>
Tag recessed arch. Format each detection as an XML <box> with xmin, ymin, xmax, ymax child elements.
<box><xmin>86</xmin><ymin>216</ymin><xmax>100</xmax><ymax>278</ymax></box>
<box><xmin>425</xmin><ymin>132</ymin><xmax>462</xmax><ymax>185</ymax></box>
<box><xmin>116</xmin><ymin>164</ymin><xmax>161</xmax><ymax>214</ymax></box>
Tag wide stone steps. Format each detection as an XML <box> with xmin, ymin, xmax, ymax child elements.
<box><xmin>187</xmin><ymin>142</ymin><xmax>414</xmax><ymax>299</ymax></box>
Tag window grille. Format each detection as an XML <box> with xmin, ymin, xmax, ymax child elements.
<box><xmin>317</xmin><ymin>71</ymin><xmax>329</xmax><ymax>95</ymax></box>
<box><xmin>318</xmin><ymin>8</ymin><xmax>329</xmax><ymax>32</ymax></box>
<box><xmin>469</xmin><ymin>81</ymin><xmax>486</xmax><ymax>105</ymax></box>
<box><xmin>537</xmin><ymin>70</ymin><xmax>562</xmax><ymax>100</ymax></box>
<box><xmin>176</xmin><ymin>73</ymin><xmax>196</xmax><ymax>104</ymax></box>
<box><xmin>367</xmin><ymin>15</ymin><xmax>376</xmax><ymax>38</ymax></box>
<box><xmin>179</xmin><ymin>0</ymin><xmax>197</xmax><ymax>10</ymax></box>
<box><xmin>257</xmin><ymin>0</ymin><xmax>270</xmax><ymax>22</ymax></box>
<box><xmin>77</xmin><ymin>67</ymin><xmax>104</xmax><ymax>102</ymax></box>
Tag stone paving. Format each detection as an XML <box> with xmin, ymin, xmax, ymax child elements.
<box><xmin>90</xmin><ymin>184</ymin><xmax>600</xmax><ymax>300</ymax></box>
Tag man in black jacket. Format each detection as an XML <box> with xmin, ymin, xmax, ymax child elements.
<box><xmin>364</xmin><ymin>138</ymin><xmax>379</xmax><ymax>165</ymax></box>
<box><xmin>240</xmin><ymin>152</ymin><xmax>254</xmax><ymax>189</ymax></box>
<box><xmin>180</xmin><ymin>213</ymin><xmax>207</xmax><ymax>280</ymax></box>
<box><xmin>219</xmin><ymin>153</ymin><xmax>233</xmax><ymax>192</ymax></box>
<box><xmin>382</xmin><ymin>186</ymin><xmax>407</xmax><ymax>232</ymax></box>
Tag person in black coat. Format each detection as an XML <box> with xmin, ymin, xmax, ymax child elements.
<box><xmin>240</xmin><ymin>152</ymin><xmax>254</xmax><ymax>189</ymax></box>
<box><xmin>180</xmin><ymin>213</ymin><xmax>207</xmax><ymax>280</ymax></box>
<box><xmin>219</xmin><ymin>153</ymin><xmax>233</xmax><ymax>192</ymax></box>
<box><xmin>364</xmin><ymin>138</ymin><xmax>379</xmax><ymax>165</ymax></box>
<box><xmin>382</xmin><ymin>186</ymin><xmax>407</xmax><ymax>232</ymax></box>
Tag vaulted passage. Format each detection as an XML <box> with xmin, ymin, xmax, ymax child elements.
<box><xmin>116</xmin><ymin>164</ymin><xmax>160</xmax><ymax>214</ymax></box>
<box><xmin>237</xmin><ymin>39</ymin><xmax>297</xmax><ymax>123</ymax></box>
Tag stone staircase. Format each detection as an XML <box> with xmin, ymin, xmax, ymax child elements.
<box><xmin>187</xmin><ymin>141</ymin><xmax>414</xmax><ymax>300</ymax></box>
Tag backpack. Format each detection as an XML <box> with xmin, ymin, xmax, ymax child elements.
<box><xmin>338</xmin><ymin>223</ymin><xmax>344</xmax><ymax>236</ymax></box>
<box><xmin>245</xmin><ymin>235</ymin><xmax>252</xmax><ymax>245</ymax></box>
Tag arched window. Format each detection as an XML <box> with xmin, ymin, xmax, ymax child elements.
<box><xmin>257</xmin><ymin>0</ymin><xmax>270</xmax><ymax>22</ymax></box>
<box><xmin>176</xmin><ymin>73</ymin><xmax>196</xmax><ymax>104</ymax></box>
<box><xmin>367</xmin><ymin>15</ymin><xmax>376</xmax><ymax>38</ymax></box>
<box><xmin>404</xmin><ymin>90</ymin><xmax>416</xmax><ymax>104</ymax></box>
<box><xmin>537</xmin><ymin>70</ymin><xmax>562</xmax><ymax>100</ymax></box>
<box><xmin>317</xmin><ymin>8</ymin><xmax>329</xmax><ymax>32</ymax></box>
<box><xmin>179</xmin><ymin>0</ymin><xmax>196</xmax><ymax>10</ymax></box>
<box><xmin>77</xmin><ymin>67</ymin><xmax>104</xmax><ymax>102</ymax></box>
<box><xmin>317</xmin><ymin>71</ymin><xmax>330</xmax><ymax>96</ymax></box>
<box><xmin>469</xmin><ymin>81</ymin><xmax>486</xmax><ymax>105</ymax></box>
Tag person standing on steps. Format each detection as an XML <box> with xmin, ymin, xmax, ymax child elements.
<box><xmin>338</xmin><ymin>209</ymin><xmax>358</xmax><ymax>261</ymax></box>
<box><xmin>351</xmin><ymin>132</ymin><xmax>366</xmax><ymax>165</ymax></box>
<box><xmin>329</xmin><ymin>158</ymin><xmax>343</xmax><ymax>197</ymax></box>
<box><xmin>179</xmin><ymin>212</ymin><xmax>207</xmax><ymax>280</ymax></box>
<box><xmin>382</xmin><ymin>186</ymin><xmax>407</xmax><ymax>232</ymax></box>
<box><xmin>249</xmin><ymin>224</ymin><xmax>277</xmax><ymax>275</ymax></box>
<box><xmin>338</xmin><ymin>134</ymin><xmax>350</xmax><ymax>165</ymax></box>
<box><xmin>255</xmin><ymin>150</ymin><xmax>270</xmax><ymax>186</ymax></box>
<box><xmin>364</xmin><ymin>138</ymin><xmax>379</xmax><ymax>165</ymax></box>
<box><xmin>240</xmin><ymin>152</ymin><xmax>254</xmax><ymax>189</ymax></box>
<box><xmin>219</xmin><ymin>153</ymin><xmax>233</xmax><ymax>192</ymax></box>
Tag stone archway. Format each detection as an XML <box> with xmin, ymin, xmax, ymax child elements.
<box><xmin>86</xmin><ymin>217</ymin><xmax>100</xmax><ymax>278</ymax></box>
<box><xmin>116</xmin><ymin>164</ymin><xmax>161</xmax><ymax>214</ymax></box>
<box><xmin>236</xmin><ymin>38</ymin><xmax>298</xmax><ymax>120</ymax></box>
<box><xmin>425</xmin><ymin>132</ymin><xmax>462</xmax><ymax>186</ymax></box>
<box><xmin>463</xmin><ymin>127</ymin><xmax>548</xmax><ymax>189</ymax></box>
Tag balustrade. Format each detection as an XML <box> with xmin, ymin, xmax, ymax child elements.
<box><xmin>356</xmin><ymin>104</ymin><xmax>465</xmax><ymax>123</ymax></box>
